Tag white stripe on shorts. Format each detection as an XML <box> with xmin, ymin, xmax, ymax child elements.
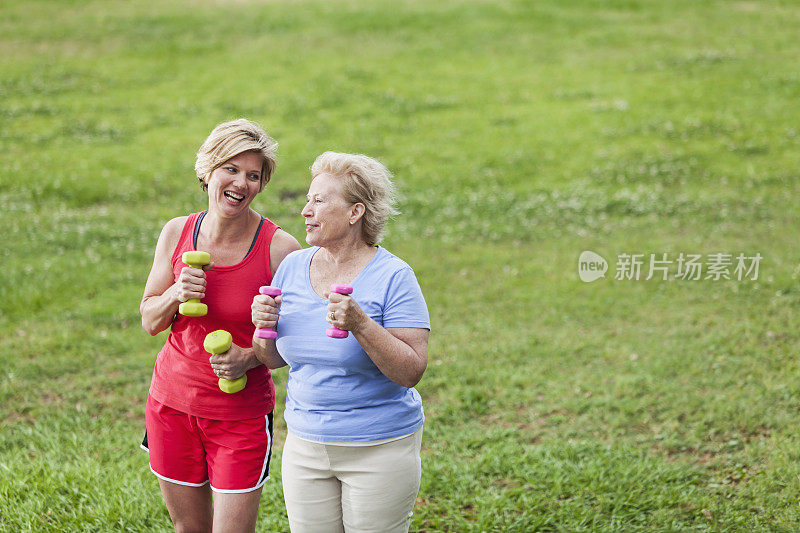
<box><xmin>210</xmin><ymin>413</ymin><xmax>273</xmax><ymax>494</ymax></box>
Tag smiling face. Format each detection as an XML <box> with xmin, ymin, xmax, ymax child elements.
<box><xmin>205</xmin><ymin>151</ymin><xmax>264</xmax><ymax>217</ymax></box>
<box><xmin>302</xmin><ymin>172</ymin><xmax>361</xmax><ymax>247</ymax></box>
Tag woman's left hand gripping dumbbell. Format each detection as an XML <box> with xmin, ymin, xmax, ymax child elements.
<box><xmin>326</xmin><ymin>285</ymin><xmax>367</xmax><ymax>337</ymax></box>
<box><xmin>205</xmin><ymin>331</ymin><xmax>254</xmax><ymax>393</ymax></box>
<box><xmin>251</xmin><ymin>286</ymin><xmax>282</xmax><ymax>339</ymax></box>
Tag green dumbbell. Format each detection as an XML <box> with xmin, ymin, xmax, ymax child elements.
<box><xmin>203</xmin><ymin>330</ymin><xmax>247</xmax><ymax>394</ymax></box>
<box><xmin>179</xmin><ymin>251</ymin><xmax>211</xmax><ymax>317</ymax></box>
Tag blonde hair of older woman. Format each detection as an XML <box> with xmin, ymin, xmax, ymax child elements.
<box><xmin>195</xmin><ymin>119</ymin><xmax>278</xmax><ymax>191</ymax></box>
<box><xmin>311</xmin><ymin>152</ymin><xmax>399</xmax><ymax>246</ymax></box>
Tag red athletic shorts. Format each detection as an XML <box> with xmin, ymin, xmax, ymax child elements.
<box><xmin>143</xmin><ymin>395</ymin><xmax>273</xmax><ymax>493</ymax></box>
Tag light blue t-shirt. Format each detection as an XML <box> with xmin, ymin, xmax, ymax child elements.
<box><xmin>272</xmin><ymin>246</ymin><xmax>431</xmax><ymax>442</ymax></box>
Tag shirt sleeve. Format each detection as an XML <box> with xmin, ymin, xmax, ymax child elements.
<box><xmin>382</xmin><ymin>267</ymin><xmax>431</xmax><ymax>330</ymax></box>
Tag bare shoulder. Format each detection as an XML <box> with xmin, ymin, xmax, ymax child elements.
<box><xmin>163</xmin><ymin>215</ymin><xmax>188</xmax><ymax>234</ymax></box>
<box><xmin>159</xmin><ymin>216</ymin><xmax>188</xmax><ymax>244</ymax></box>
<box><xmin>269</xmin><ymin>229</ymin><xmax>302</xmax><ymax>275</ymax></box>
<box><xmin>271</xmin><ymin>229</ymin><xmax>302</xmax><ymax>257</ymax></box>
<box><xmin>152</xmin><ymin>216</ymin><xmax>189</xmax><ymax>259</ymax></box>
<box><xmin>143</xmin><ymin>216</ymin><xmax>190</xmax><ymax>300</ymax></box>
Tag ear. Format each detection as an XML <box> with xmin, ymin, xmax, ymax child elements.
<box><xmin>349</xmin><ymin>203</ymin><xmax>365</xmax><ymax>225</ymax></box>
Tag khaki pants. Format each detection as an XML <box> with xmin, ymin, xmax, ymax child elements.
<box><xmin>281</xmin><ymin>428</ymin><xmax>423</xmax><ymax>533</ymax></box>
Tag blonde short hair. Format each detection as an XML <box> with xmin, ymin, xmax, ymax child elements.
<box><xmin>194</xmin><ymin>119</ymin><xmax>278</xmax><ymax>191</ymax></box>
<box><xmin>311</xmin><ymin>152</ymin><xmax>399</xmax><ymax>246</ymax></box>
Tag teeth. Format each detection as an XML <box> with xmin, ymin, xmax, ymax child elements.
<box><xmin>224</xmin><ymin>191</ymin><xmax>244</xmax><ymax>201</ymax></box>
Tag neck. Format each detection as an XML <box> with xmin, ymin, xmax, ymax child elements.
<box><xmin>319</xmin><ymin>238</ymin><xmax>374</xmax><ymax>266</ymax></box>
<box><xmin>202</xmin><ymin>208</ymin><xmax>257</xmax><ymax>243</ymax></box>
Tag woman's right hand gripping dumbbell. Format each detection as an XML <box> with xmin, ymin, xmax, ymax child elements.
<box><xmin>176</xmin><ymin>251</ymin><xmax>215</xmax><ymax>316</ymax></box>
<box><xmin>251</xmin><ymin>286</ymin><xmax>282</xmax><ymax>340</ymax></box>
<box><xmin>250</xmin><ymin>286</ymin><xmax>287</xmax><ymax>370</ymax></box>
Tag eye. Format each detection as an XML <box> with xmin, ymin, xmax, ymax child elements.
<box><xmin>225</xmin><ymin>167</ymin><xmax>237</xmax><ymax>173</ymax></box>
<box><xmin>247</xmin><ymin>174</ymin><xmax>261</xmax><ymax>181</ymax></box>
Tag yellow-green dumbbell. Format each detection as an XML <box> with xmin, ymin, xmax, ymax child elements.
<box><xmin>179</xmin><ymin>251</ymin><xmax>211</xmax><ymax>317</ymax></box>
<box><xmin>203</xmin><ymin>330</ymin><xmax>247</xmax><ymax>394</ymax></box>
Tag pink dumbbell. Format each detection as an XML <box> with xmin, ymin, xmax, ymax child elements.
<box><xmin>255</xmin><ymin>286</ymin><xmax>281</xmax><ymax>340</ymax></box>
<box><xmin>326</xmin><ymin>284</ymin><xmax>353</xmax><ymax>339</ymax></box>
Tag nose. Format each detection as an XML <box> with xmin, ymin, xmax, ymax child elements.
<box><xmin>301</xmin><ymin>201</ymin><xmax>313</xmax><ymax>217</ymax></box>
<box><xmin>232</xmin><ymin>172</ymin><xmax>247</xmax><ymax>189</ymax></box>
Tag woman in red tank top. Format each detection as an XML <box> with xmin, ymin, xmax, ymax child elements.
<box><xmin>139</xmin><ymin>119</ymin><xmax>300</xmax><ymax>533</ymax></box>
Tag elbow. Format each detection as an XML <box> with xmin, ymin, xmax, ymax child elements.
<box><xmin>140</xmin><ymin>298</ymin><xmax>160</xmax><ymax>336</ymax></box>
<box><xmin>399</xmin><ymin>376</ymin><xmax>421</xmax><ymax>388</ymax></box>
<box><xmin>142</xmin><ymin>320</ymin><xmax>159</xmax><ymax>336</ymax></box>
<box><xmin>140</xmin><ymin>305</ymin><xmax>154</xmax><ymax>335</ymax></box>
<box><xmin>399</xmin><ymin>351</ymin><xmax>427</xmax><ymax>388</ymax></box>
<box><xmin>141</xmin><ymin>315</ymin><xmax>165</xmax><ymax>336</ymax></box>
<box><xmin>140</xmin><ymin>301</ymin><xmax>167</xmax><ymax>336</ymax></box>
<box><xmin>399</xmin><ymin>364</ymin><xmax>426</xmax><ymax>389</ymax></box>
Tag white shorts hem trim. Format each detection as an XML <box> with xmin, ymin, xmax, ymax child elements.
<box><xmin>149</xmin><ymin>467</ymin><xmax>209</xmax><ymax>488</ymax></box>
<box><xmin>210</xmin><ymin>476</ymin><xmax>269</xmax><ymax>494</ymax></box>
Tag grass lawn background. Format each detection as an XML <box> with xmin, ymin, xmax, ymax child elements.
<box><xmin>2</xmin><ymin>0</ymin><xmax>800</xmax><ymax>530</ymax></box>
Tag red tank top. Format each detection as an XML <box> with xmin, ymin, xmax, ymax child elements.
<box><xmin>148</xmin><ymin>212</ymin><xmax>279</xmax><ymax>420</ymax></box>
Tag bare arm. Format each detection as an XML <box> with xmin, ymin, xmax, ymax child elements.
<box><xmin>251</xmin><ymin>288</ymin><xmax>287</xmax><ymax>369</ymax></box>
<box><xmin>140</xmin><ymin>217</ymin><xmax>209</xmax><ymax>335</ymax></box>
<box><xmin>328</xmin><ymin>292</ymin><xmax>429</xmax><ymax>388</ymax></box>
<box><xmin>252</xmin><ymin>337</ymin><xmax>287</xmax><ymax>369</ymax></box>
<box><xmin>251</xmin><ymin>229</ymin><xmax>300</xmax><ymax>368</ymax></box>
<box><xmin>353</xmin><ymin>323</ymin><xmax>429</xmax><ymax>388</ymax></box>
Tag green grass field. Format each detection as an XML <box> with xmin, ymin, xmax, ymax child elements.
<box><xmin>2</xmin><ymin>0</ymin><xmax>800</xmax><ymax>530</ymax></box>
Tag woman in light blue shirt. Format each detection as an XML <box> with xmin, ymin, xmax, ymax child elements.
<box><xmin>251</xmin><ymin>152</ymin><xmax>430</xmax><ymax>532</ymax></box>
